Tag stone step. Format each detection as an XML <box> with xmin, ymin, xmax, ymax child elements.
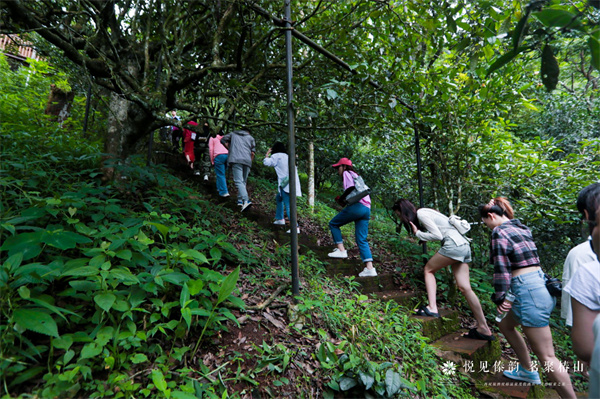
<box><xmin>412</xmin><ymin>309</ymin><xmax>460</xmax><ymax>341</ymax></box>
<box><xmin>374</xmin><ymin>290</ymin><xmax>419</xmax><ymax>308</ymax></box>
<box><xmin>431</xmin><ymin>331</ymin><xmax>501</xmax><ymax>372</ymax></box>
<box><xmin>354</xmin><ymin>274</ymin><xmax>397</xmax><ymax>293</ymax></box>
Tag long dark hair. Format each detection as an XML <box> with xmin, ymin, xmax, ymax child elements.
<box><xmin>271</xmin><ymin>141</ymin><xmax>287</xmax><ymax>154</ymax></box>
<box><xmin>392</xmin><ymin>199</ymin><xmax>421</xmax><ymax>234</ymax></box>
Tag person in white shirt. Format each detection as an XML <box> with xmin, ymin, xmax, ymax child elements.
<box><xmin>561</xmin><ymin>183</ymin><xmax>600</xmax><ymax>326</ymax></box>
<box><xmin>263</xmin><ymin>142</ymin><xmax>301</xmax><ymax>232</ymax></box>
<box><xmin>564</xmin><ymin>194</ymin><xmax>600</xmax><ymax>398</ymax></box>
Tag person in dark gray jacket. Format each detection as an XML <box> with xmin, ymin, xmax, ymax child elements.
<box><xmin>221</xmin><ymin>128</ymin><xmax>255</xmax><ymax>211</ymax></box>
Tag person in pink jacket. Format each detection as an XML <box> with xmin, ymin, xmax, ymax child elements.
<box><xmin>209</xmin><ymin>133</ymin><xmax>230</xmax><ymax>197</ymax></box>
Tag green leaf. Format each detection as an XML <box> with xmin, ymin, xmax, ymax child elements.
<box><xmin>182</xmin><ymin>249</ymin><xmax>209</xmax><ymax>263</ymax></box>
<box><xmin>0</xmin><ymin>231</ymin><xmax>43</xmax><ymax>260</ymax></box>
<box><xmin>217</xmin><ymin>267</ymin><xmax>240</xmax><ymax>305</ymax></box>
<box><xmin>339</xmin><ymin>377</ymin><xmax>357</xmax><ymax>391</ymax></box>
<box><xmin>486</xmin><ymin>48</ymin><xmax>521</xmax><ymax>76</ymax></box>
<box><xmin>541</xmin><ymin>44</ymin><xmax>559</xmax><ymax>91</ymax></box>
<box><xmin>589</xmin><ymin>37</ymin><xmax>600</xmax><ymax>72</ymax></box>
<box><xmin>512</xmin><ymin>10</ymin><xmax>531</xmax><ymax>51</ymax></box>
<box><xmin>42</xmin><ymin>230</ymin><xmax>92</xmax><ymax>250</ymax></box>
<box><xmin>13</xmin><ymin>308</ymin><xmax>59</xmax><ymax>337</ymax></box>
<box><xmin>188</xmin><ymin>279</ymin><xmax>204</xmax><ymax>296</ymax></box>
<box><xmin>226</xmin><ymin>296</ymin><xmax>245</xmax><ymax>309</ymax></box>
<box><xmin>162</xmin><ymin>272</ymin><xmax>190</xmax><ymax>286</ymax></box>
<box><xmin>190</xmin><ymin>308</ymin><xmax>211</xmax><ymax>317</ymax></box>
<box><xmin>533</xmin><ymin>9</ymin><xmax>584</xmax><ymax>32</ymax></box>
<box><xmin>181</xmin><ymin>307</ymin><xmax>192</xmax><ymax>329</ymax></box>
<box><xmin>53</xmin><ymin>335</ymin><xmax>74</xmax><ymax>350</ymax></box>
<box><xmin>94</xmin><ymin>293</ymin><xmax>116</xmax><ymax>312</ymax></box>
<box><xmin>80</xmin><ymin>343</ymin><xmax>103</xmax><ymax>359</ymax></box>
<box><xmin>171</xmin><ymin>391</ymin><xmax>198</xmax><ymax>399</ymax></box>
<box><xmin>115</xmin><ymin>249</ymin><xmax>132</xmax><ymax>260</ymax></box>
<box><xmin>359</xmin><ymin>370</ymin><xmax>375</xmax><ymax>390</ymax></box>
<box><xmin>151</xmin><ymin>369</ymin><xmax>168</xmax><ymax>392</ymax></box>
<box><xmin>385</xmin><ymin>369</ymin><xmax>403</xmax><ymax>396</ymax></box>
<box><xmin>28</xmin><ymin>297</ymin><xmax>79</xmax><ymax>322</ymax></box>
<box><xmin>209</xmin><ymin>247</ymin><xmax>221</xmax><ymax>263</ymax></box>
<box><xmin>95</xmin><ymin>326</ymin><xmax>115</xmax><ymax>346</ymax></box>
<box><xmin>8</xmin><ymin>366</ymin><xmax>45</xmax><ymax>388</ymax></box>
<box><xmin>180</xmin><ymin>283</ymin><xmax>190</xmax><ymax>309</ymax></box>
<box><xmin>62</xmin><ymin>266</ymin><xmax>99</xmax><ymax>277</ymax></box>
<box><xmin>107</xmin><ymin>267</ymin><xmax>139</xmax><ymax>284</ymax></box>
<box><xmin>18</xmin><ymin>286</ymin><xmax>30</xmax><ymax>299</ymax></box>
<box><xmin>146</xmin><ymin>222</ymin><xmax>169</xmax><ymax>240</ymax></box>
<box><xmin>131</xmin><ymin>353</ymin><xmax>148</xmax><ymax>364</ymax></box>
<box><xmin>3</xmin><ymin>253</ymin><xmax>23</xmax><ymax>272</ymax></box>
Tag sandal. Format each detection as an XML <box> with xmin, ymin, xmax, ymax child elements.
<box><xmin>414</xmin><ymin>305</ymin><xmax>440</xmax><ymax>318</ymax></box>
<box><xmin>464</xmin><ymin>327</ymin><xmax>495</xmax><ymax>341</ymax></box>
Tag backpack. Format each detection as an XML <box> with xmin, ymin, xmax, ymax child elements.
<box><xmin>448</xmin><ymin>215</ymin><xmax>471</xmax><ymax>235</ymax></box>
<box><xmin>345</xmin><ymin>174</ymin><xmax>371</xmax><ymax>205</ymax></box>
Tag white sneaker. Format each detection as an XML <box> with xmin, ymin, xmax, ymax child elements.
<box><xmin>220</xmin><ymin>193</ymin><xmax>230</xmax><ymax>197</ymax></box>
<box><xmin>241</xmin><ymin>201</ymin><xmax>252</xmax><ymax>212</ymax></box>
<box><xmin>194</xmin><ymin>170</ymin><xmax>201</xmax><ymax>175</ymax></box>
<box><xmin>358</xmin><ymin>267</ymin><xmax>377</xmax><ymax>277</ymax></box>
<box><xmin>237</xmin><ymin>200</ymin><xmax>243</xmax><ymax>207</ymax></box>
<box><xmin>328</xmin><ymin>248</ymin><xmax>348</xmax><ymax>258</ymax></box>
<box><xmin>203</xmin><ymin>175</ymin><xmax>209</xmax><ymax>181</ymax></box>
<box><xmin>286</xmin><ymin>228</ymin><xmax>300</xmax><ymax>234</ymax></box>
<box><xmin>273</xmin><ymin>219</ymin><xmax>285</xmax><ymax>225</ymax></box>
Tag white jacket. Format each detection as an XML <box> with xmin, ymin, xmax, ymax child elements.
<box><xmin>415</xmin><ymin>208</ymin><xmax>469</xmax><ymax>246</ymax></box>
<box><xmin>263</xmin><ymin>153</ymin><xmax>301</xmax><ymax>196</ymax></box>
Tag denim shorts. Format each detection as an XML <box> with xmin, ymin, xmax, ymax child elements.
<box><xmin>510</xmin><ymin>269</ymin><xmax>556</xmax><ymax>328</ymax></box>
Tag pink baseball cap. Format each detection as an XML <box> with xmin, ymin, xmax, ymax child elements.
<box><xmin>332</xmin><ymin>158</ymin><xmax>352</xmax><ymax>167</ymax></box>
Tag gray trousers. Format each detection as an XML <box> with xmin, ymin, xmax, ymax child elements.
<box><xmin>231</xmin><ymin>163</ymin><xmax>251</xmax><ymax>202</ymax></box>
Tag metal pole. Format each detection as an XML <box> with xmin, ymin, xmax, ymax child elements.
<box><xmin>413</xmin><ymin>117</ymin><xmax>427</xmax><ymax>256</ymax></box>
<box><xmin>82</xmin><ymin>83</ymin><xmax>92</xmax><ymax>136</ymax></box>
<box><xmin>285</xmin><ymin>0</ymin><xmax>299</xmax><ymax>297</ymax></box>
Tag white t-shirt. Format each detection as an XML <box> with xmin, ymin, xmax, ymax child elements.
<box><xmin>561</xmin><ymin>239</ymin><xmax>596</xmax><ymax>326</ymax></box>
<box><xmin>563</xmin><ymin>257</ymin><xmax>600</xmax><ymax>312</ymax></box>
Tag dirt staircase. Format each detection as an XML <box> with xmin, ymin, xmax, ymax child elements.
<box><xmin>182</xmin><ymin>174</ymin><xmax>553</xmax><ymax>398</ymax></box>
<box><xmin>317</xmin><ymin>252</ymin><xmax>556</xmax><ymax>399</ymax></box>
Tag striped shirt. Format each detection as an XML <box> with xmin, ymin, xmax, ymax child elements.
<box><xmin>489</xmin><ymin>219</ymin><xmax>540</xmax><ymax>304</ymax></box>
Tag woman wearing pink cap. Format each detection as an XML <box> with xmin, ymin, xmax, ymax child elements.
<box><xmin>328</xmin><ymin>158</ymin><xmax>376</xmax><ymax>277</ymax></box>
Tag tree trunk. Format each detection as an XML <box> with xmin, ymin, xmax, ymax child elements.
<box><xmin>44</xmin><ymin>84</ymin><xmax>74</xmax><ymax>126</ymax></box>
<box><xmin>308</xmin><ymin>140</ymin><xmax>315</xmax><ymax>212</ymax></box>
<box><xmin>102</xmin><ymin>92</ymin><xmax>150</xmax><ymax>181</ymax></box>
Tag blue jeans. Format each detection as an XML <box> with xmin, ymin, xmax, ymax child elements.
<box><xmin>214</xmin><ymin>154</ymin><xmax>229</xmax><ymax>196</ymax></box>
<box><xmin>510</xmin><ymin>269</ymin><xmax>556</xmax><ymax>327</ymax></box>
<box><xmin>329</xmin><ymin>203</ymin><xmax>372</xmax><ymax>263</ymax></box>
<box><xmin>231</xmin><ymin>163</ymin><xmax>251</xmax><ymax>202</ymax></box>
<box><xmin>275</xmin><ymin>187</ymin><xmax>290</xmax><ymax>220</ymax></box>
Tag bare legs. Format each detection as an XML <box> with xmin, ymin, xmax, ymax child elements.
<box><xmin>452</xmin><ymin>262</ymin><xmax>492</xmax><ymax>336</ymax></box>
<box><xmin>498</xmin><ymin>315</ymin><xmax>576</xmax><ymax>398</ymax></box>
<box><xmin>421</xmin><ymin>252</ymin><xmax>491</xmax><ymax>335</ymax></box>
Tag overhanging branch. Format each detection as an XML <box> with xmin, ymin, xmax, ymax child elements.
<box><xmin>244</xmin><ymin>1</ymin><xmax>415</xmax><ymax>111</ymax></box>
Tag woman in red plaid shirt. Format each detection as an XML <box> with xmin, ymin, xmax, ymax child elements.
<box><xmin>480</xmin><ymin>197</ymin><xmax>575</xmax><ymax>398</ymax></box>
